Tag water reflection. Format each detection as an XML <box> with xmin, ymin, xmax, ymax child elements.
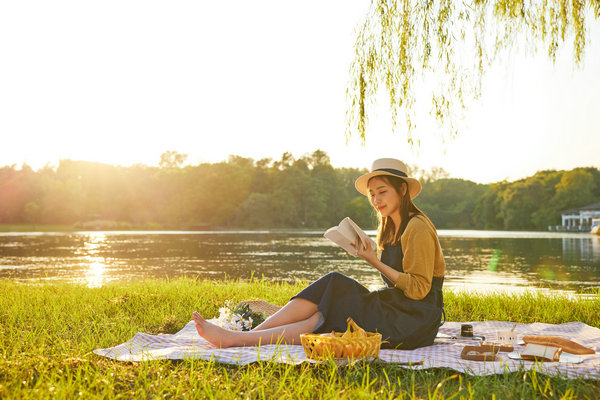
<box><xmin>440</xmin><ymin>235</ymin><xmax>600</xmax><ymax>292</ymax></box>
<box><xmin>80</xmin><ymin>233</ymin><xmax>108</xmax><ymax>287</ymax></box>
<box><xmin>563</xmin><ymin>235</ymin><xmax>600</xmax><ymax>265</ymax></box>
<box><xmin>0</xmin><ymin>230</ymin><xmax>598</xmax><ymax>295</ymax></box>
<box><xmin>85</xmin><ymin>258</ymin><xmax>106</xmax><ymax>288</ymax></box>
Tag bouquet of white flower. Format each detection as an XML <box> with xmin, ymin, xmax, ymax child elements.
<box><xmin>214</xmin><ymin>300</ymin><xmax>267</xmax><ymax>331</ymax></box>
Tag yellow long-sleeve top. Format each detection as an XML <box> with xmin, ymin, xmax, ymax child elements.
<box><xmin>391</xmin><ymin>215</ymin><xmax>446</xmax><ymax>300</ymax></box>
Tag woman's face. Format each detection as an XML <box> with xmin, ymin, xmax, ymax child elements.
<box><xmin>367</xmin><ymin>176</ymin><xmax>405</xmax><ymax>218</ymax></box>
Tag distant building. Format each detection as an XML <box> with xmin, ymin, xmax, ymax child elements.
<box><xmin>560</xmin><ymin>202</ymin><xmax>600</xmax><ymax>231</ymax></box>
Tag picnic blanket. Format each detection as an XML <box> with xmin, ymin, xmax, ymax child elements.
<box><xmin>93</xmin><ymin>320</ymin><xmax>600</xmax><ymax>379</ymax></box>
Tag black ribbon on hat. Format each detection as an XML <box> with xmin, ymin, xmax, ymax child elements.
<box><xmin>374</xmin><ymin>168</ymin><xmax>408</xmax><ymax>178</ymax></box>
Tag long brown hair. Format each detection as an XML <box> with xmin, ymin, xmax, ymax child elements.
<box><xmin>370</xmin><ymin>175</ymin><xmax>423</xmax><ymax>249</ymax></box>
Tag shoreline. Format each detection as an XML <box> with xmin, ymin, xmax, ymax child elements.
<box><xmin>3</xmin><ymin>276</ymin><xmax>599</xmax><ymax>299</ymax></box>
<box><xmin>0</xmin><ymin>223</ymin><xmax>591</xmax><ymax>235</ymax></box>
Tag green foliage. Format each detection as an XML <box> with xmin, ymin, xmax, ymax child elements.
<box><xmin>552</xmin><ymin>168</ymin><xmax>600</xmax><ymax>211</ymax></box>
<box><xmin>501</xmin><ymin>178</ymin><xmax>544</xmax><ymax>230</ymax></box>
<box><xmin>347</xmin><ymin>0</ymin><xmax>598</xmax><ymax>144</ymax></box>
<box><xmin>473</xmin><ymin>182</ymin><xmax>507</xmax><ymax>230</ymax></box>
<box><xmin>475</xmin><ymin>168</ymin><xmax>600</xmax><ymax>230</ymax></box>
<box><xmin>1</xmin><ymin>152</ymin><xmax>598</xmax><ymax>231</ymax></box>
<box><xmin>347</xmin><ymin>196</ymin><xmax>377</xmax><ymax>230</ymax></box>
<box><xmin>0</xmin><ymin>150</ymin><xmax>374</xmax><ymax>230</ymax></box>
<box><xmin>416</xmin><ymin>179</ymin><xmax>488</xmax><ymax>229</ymax></box>
<box><xmin>159</xmin><ymin>150</ymin><xmax>188</xmax><ymax>169</ymax></box>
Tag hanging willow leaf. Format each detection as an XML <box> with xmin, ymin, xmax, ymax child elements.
<box><xmin>346</xmin><ymin>0</ymin><xmax>598</xmax><ymax>146</ymax></box>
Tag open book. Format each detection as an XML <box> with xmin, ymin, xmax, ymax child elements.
<box><xmin>324</xmin><ymin>217</ymin><xmax>377</xmax><ymax>257</ymax></box>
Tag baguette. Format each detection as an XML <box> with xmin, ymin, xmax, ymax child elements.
<box><xmin>522</xmin><ymin>335</ymin><xmax>595</xmax><ymax>355</ymax></box>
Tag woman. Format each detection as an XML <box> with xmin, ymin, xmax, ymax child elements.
<box><xmin>193</xmin><ymin>158</ymin><xmax>445</xmax><ymax>349</ymax></box>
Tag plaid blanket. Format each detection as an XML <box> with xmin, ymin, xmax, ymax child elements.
<box><xmin>93</xmin><ymin>320</ymin><xmax>600</xmax><ymax>379</ymax></box>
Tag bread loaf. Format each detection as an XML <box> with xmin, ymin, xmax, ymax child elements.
<box><xmin>522</xmin><ymin>335</ymin><xmax>595</xmax><ymax>355</ymax></box>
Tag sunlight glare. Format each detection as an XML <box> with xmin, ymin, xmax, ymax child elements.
<box><xmin>83</xmin><ymin>233</ymin><xmax>108</xmax><ymax>287</ymax></box>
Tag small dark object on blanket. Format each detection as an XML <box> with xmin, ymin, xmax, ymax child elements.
<box><xmin>461</xmin><ymin>324</ymin><xmax>473</xmax><ymax>337</ymax></box>
<box><xmin>459</xmin><ymin>324</ymin><xmax>485</xmax><ymax>341</ymax></box>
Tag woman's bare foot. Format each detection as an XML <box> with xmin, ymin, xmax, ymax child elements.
<box><xmin>192</xmin><ymin>311</ymin><xmax>236</xmax><ymax>348</ymax></box>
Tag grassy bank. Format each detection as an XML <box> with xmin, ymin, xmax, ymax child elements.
<box><xmin>0</xmin><ymin>278</ymin><xmax>598</xmax><ymax>399</ymax></box>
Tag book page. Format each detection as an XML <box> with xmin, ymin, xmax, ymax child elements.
<box><xmin>323</xmin><ymin>228</ymin><xmax>358</xmax><ymax>256</ymax></box>
<box><xmin>337</xmin><ymin>218</ymin><xmax>360</xmax><ymax>243</ymax></box>
<box><xmin>323</xmin><ymin>217</ymin><xmax>375</xmax><ymax>257</ymax></box>
<box><xmin>345</xmin><ymin>217</ymin><xmax>377</xmax><ymax>249</ymax></box>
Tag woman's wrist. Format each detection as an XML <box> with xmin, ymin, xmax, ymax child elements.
<box><xmin>357</xmin><ymin>248</ymin><xmax>376</xmax><ymax>264</ymax></box>
<box><xmin>369</xmin><ymin>258</ymin><xmax>401</xmax><ymax>283</ymax></box>
<box><xmin>364</xmin><ymin>252</ymin><xmax>378</xmax><ymax>265</ymax></box>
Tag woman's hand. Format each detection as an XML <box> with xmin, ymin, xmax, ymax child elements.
<box><xmin>352</xmin><ymin>237</ymin><xmax>377</xmax><ymax>264</ymax></box>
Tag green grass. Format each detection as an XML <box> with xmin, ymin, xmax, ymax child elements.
<box><xmin>0</xmin><ymin>278</ymin><xmax>599</xmax><ymax>399</ymax></box>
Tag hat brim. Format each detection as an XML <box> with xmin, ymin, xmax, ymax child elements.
<box><xmin>355</xmin><ymin>171</ymin><xmax>422</xmax><ymax>199</ymax></box>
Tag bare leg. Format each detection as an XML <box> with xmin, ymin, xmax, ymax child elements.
<box><xmin>193</xmin><ymin>310</ymin><xmax>321</xmax><ymax>348</ymax></box>
<box><xmin>253</xmin><ymin>297</ymin><xmax>318</xmax><ymax>331</ymax></box>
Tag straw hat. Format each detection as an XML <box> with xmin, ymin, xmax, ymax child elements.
<box><xmin>354</xmin><ymin>158</ymin><xmax>422</xmax><ymax>199</ymax></box>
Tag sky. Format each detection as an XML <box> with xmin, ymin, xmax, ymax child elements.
<box><xmin>1</xmin><ymin>1</ymin><xmax>599</xmax><ymax>184</ymax></box>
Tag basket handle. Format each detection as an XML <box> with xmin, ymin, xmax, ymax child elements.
<box><xmin>344</xmin><ymin>317</ymin><xmax>367</xmax><ymax>337</ymax></box>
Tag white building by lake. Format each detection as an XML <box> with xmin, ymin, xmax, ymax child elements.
<box><xmin>560</xmin><ymin>202</ymin><xmax>600</xmax><ymax>231</ymax></box>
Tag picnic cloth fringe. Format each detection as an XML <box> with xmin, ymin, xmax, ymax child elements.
<box><xmin>94</xmin><ymin>320</ymin><xmax>600</xmax><ymax>379</ymax></box>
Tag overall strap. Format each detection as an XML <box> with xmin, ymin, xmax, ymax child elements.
<box><xmin>431</xmin><ymin>277</ymin><xmax>446</xmax><ymax>327</ymax></box>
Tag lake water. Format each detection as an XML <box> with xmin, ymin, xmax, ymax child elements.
<box><xmin>1</xmin><ymin>230</ymin><xmax>599</xmax><ymax>295</ymax></box>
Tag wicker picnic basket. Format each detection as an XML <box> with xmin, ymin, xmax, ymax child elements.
<box><xmin>300</xmin><ymin>318</ymin><xmax>382</xmax><ymax>360</ymax></box>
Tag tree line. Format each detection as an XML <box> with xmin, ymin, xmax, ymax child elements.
<box><xmin>1</xmin><ymin>150</ymin><xmax>598</xmax><ymax>231</ymax></box>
